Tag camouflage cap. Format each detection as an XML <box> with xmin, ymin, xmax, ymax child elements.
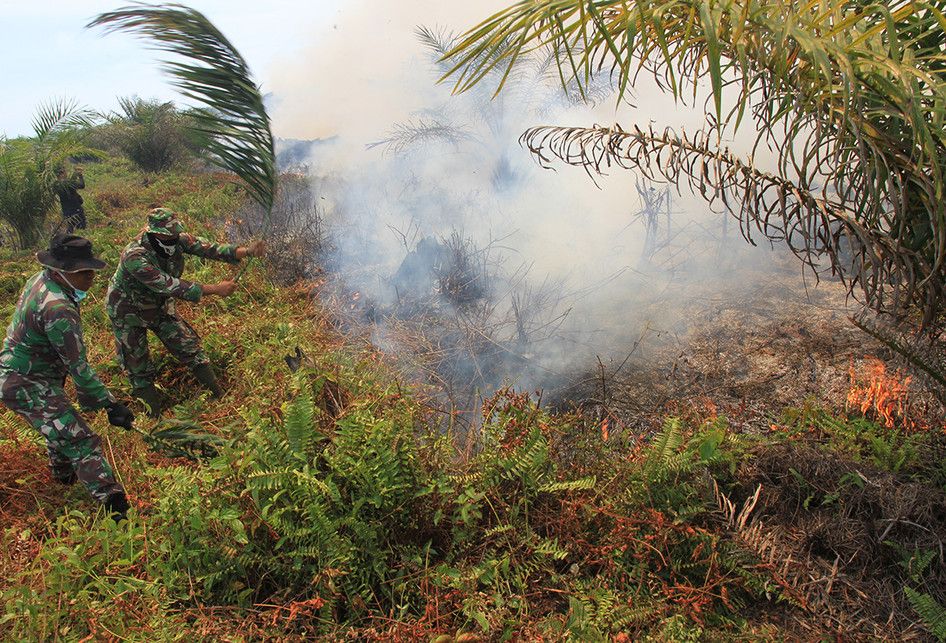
<box><xmin>146</xmin><ymin>208</ymin><xmax>185</xmax><ymax>236</ymax></box>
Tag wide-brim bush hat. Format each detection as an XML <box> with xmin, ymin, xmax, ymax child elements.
<box><xmin>36</xmin><ymin>234</ymin><xmax>107</xmax><ymax>271</ymax></box>
<box><xmin>146</xmin><ymin>207</ymin><xmax>185</xmax><ymax>236</ymax></box>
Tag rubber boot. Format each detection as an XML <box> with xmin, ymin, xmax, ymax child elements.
<box><xmin>103</xmin><ymin>491</ymin><xmax>129</xmax><ymax>523</ymax></box>
<box><xmin>133</xmin><ymin>384</ymin><xmax>167</xmax><ymax>418</ymax></box>
<box><xmin>193</xmin><ymin>363</ymin><xmax>223</xmax><ymax>398</ymax></box>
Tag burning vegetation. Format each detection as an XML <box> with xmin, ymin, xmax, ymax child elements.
<box><xmin>848</xmin><ymin>357</ymin><xmax>924</xmax><ymax>433</ymax></box>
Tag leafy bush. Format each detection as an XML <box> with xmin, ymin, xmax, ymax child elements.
<box><xmin>93</xmin><ymin>97</ymin><xmax>197</xmax><ymax>173</ymax></box>
<box><xmin>0</xmin><ymin>140</ymin><xmax>54</xmax><ymax>248</ymax></box>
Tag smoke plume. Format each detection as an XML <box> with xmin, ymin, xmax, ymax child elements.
<box><xmin>264</xmin><ymin>0</ymin><xmax>816</xmax><ymax>405</ymax></box>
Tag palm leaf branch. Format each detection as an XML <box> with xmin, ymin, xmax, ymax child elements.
<box><xmin>444</xmin><ymin>0</ymin><xmax>946</xmax><ymax>325</ymax></box>
<box><xmin>88</xmin><ymin>4</ymin><xmax>276</xmax><ymax>213</ymax></box>
<box><xmin>520</xmin><ymin>122</ymin><xmax>940</xmax><ymax>324</ymax></box>
<box><xmin>32</xmin><ymin>98</ymin><xmax>96</xmax><ymax>140</ymax></box>
<box><xmin>130</xmin><ymin>419</ymin><xmax>224</xmax><ymax>461</ymax></box>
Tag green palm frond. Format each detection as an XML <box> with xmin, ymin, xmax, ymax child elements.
<box><xmin>88</xmin><ymin>4</ymin><xmax>275</xmax><ymax>212</ymax></box>
<box><xmin>445</xmin><ymin>0</ymin><xmax>946</xmax><ymax>327</ymax></box>
<box><xmin>31</xmin><ymin>97</ymin><xmax>96</xmax><ymax>140</ymax></box>
<box><xmin>416</xmin><ymin>25</ymin><xmax>455</xmax><ymax>60</ymax></box>
<box><xmin>131</xmin><ymin>419</ymin><xmax>224</xmax><ymax>461</ymax></box>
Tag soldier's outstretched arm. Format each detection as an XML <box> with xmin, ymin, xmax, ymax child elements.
<box><xmin>44</xmin><ymin>306</ymin><xmax>116</xmax><ymax>410</ymax></box>
<box><xmin>125</xmin><ymin>252</ymin><xmax>203</xmax><ymax>302</ymax></box>
<box><xmin>179</xmin><ymin>234</ymin><xmax>240</xmax><ymax>264</ymax></box>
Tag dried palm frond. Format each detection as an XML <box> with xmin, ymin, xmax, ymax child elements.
<box><xmin>88</xmin><ymin>4</ymin><xmax>276</xmax><ymax>213</ymax></box>
<box><xmin>518</xmin><ymin>122</ymin><xmax>944</xmax><ymax>325</ymax></box>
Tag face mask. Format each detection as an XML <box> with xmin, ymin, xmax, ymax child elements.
<box><xmin>56</xmin><ymin>271</ymin><xmax>87</xmax><ymax>302</ymax></box>
<box><xmin>148</xmin><ymin>233</ymin><xmax>178</xmax><ymax>257</ymax></box>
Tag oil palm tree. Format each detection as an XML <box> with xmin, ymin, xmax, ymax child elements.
<box><xmin>0</xmin><ymin>99</ymin><xmax>95</xmax><ymax>248</ymax></box>
<box><xmin>443</xmin><ymin>1</ymin><xmax>946</xmax><ymax>329</ymax></box>
<box><xmin>99</xmin><ymin>96</ymin><xmax>196</xmax><ymax>172</ymax></box>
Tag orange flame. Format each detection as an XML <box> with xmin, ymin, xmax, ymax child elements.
<box><xmin>601</xmin><ymin>417</ymin><xmax>610</xmax><ymax>442</ymax></box>
<box><xmin>847</xmin><ymin>357</ymin><xmax>919</xmax><ymax>431</ymax></box>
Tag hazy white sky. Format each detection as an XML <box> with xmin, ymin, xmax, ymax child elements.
<box><xmin>0</xmin><ymin>0</ymin><xmax>526</xmax><ymax>140</ymax></box>
<box><xmin>0</xmin><ymin>0</ymin><xmax>345</xmax><ymax>137</ymax></box>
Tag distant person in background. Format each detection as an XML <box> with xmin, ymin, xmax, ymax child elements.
<box><xmin>107</xmin><ymin>207</ymin><xmax>265</xmax><ymax>416</ymax></box>
<box><xmin>0</xmin><ymin>234</ymin><xmax>135</xmax><ymax>521</ymax></box>
<box><xmin>54</xmin><ymin>165</ymin><xmax>87</xmax><ymax>233</ymax></box>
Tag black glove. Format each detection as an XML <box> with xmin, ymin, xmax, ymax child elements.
<box><xmin>107</xmin><ymin>402</ymin><xmax>135</xmax><ymax>430</ymax></box>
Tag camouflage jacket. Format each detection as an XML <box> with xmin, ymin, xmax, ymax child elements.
<box><xmin>106</xmin><ymin>232</ymin><xmax>239</xmax><ymax>321</ymax></box>
<box><xmin>0</xmin><ymin>270</ymin><xmax>115</xmax><ymax>410</ymax></box>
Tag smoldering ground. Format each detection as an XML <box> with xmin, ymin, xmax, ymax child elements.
<box><xmin>261</xmin><ymin>1</ymin><xmax>857</xmax><ymax>423</ymax></box>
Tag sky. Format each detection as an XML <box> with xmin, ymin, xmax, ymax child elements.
<box><xmin>0</xmin><ymin>0</ymin><xmax>345</xmax><ymax>137</ymax></box>
<box><xmin>0</xmin><ymin>0</ymin><xmax>525</xmax><ymax>140</ymax></box>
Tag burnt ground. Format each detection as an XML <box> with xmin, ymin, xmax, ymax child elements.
<box><xmin>551</xmin><ymin>254</ymin><xmax>946</xmax><ymax>434</ymax></box>
<box><xmin>545</xmin><ymin>253</ymin><xmax>946</xmax><ymax>640</ymax></box>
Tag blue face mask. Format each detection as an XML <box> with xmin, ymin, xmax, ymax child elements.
<box><xmin>57</xmin><ymin>271</ymin><xmax>87</xmax><ymax>303</ymax></box>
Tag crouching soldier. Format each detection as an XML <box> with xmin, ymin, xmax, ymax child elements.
<box><xmin>0</xmin><ymin>235</ymin><xmax>135</xmax><ymax>520</ymax></box>
<box><xmin>107</xmin><ymin>208</ymin><xmax>264</xmax><ymax>416</ymax></box>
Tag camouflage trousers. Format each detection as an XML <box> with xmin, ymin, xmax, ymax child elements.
<box><xmin>110</xmin><ymin>307</ymin><xmax>208</xmax><ymax>390</ymax></box>
<box><xmin>0</xmin><ymin>370</ymin><xmax>123</xmax><ymax>503</ymax></box>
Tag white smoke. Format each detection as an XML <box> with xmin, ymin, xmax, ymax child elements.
<box><xmin>266</xmin><ymin>1</ymin><xmax>806</xmax><ymax>396</ymax></box>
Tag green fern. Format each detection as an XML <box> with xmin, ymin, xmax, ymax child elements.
<box><xmin>906</xmin><ymin>587</ymin><xmax>946</xmax><ymax>641</ymax></box>
<box><xmin>641</xmin><ymin>418</ymin><xmax>688</xmax><ymax>483</ymax></box>
<box><xmin>282</xmin><ymin>383</ymin><xmax>317</xmax><ymax>458</ymax></box>
<box><xmin>539</xmin><ymin>475</ymin><xmax>597</xmax><ymax>493</ymax></box>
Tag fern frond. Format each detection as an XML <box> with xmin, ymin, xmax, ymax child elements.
<box><xmin>539</xmin><ymin>475</ymin><xmax>597</xmax><ymax>493</ymax></box>
<box><xmin>641</xmin><ymin>418</ymin><xmax>686</xmax><ymax>481</ymax></box>
<box><xmin>906</xmin><ymin>587</ymin><xmax>946</xmax><ymax>641</ymax></box>
<box><xmin>533</xmin><ymin>537</ymin><xmax>569</xmax><ymax>560</ymax></box>
<box><xmin>283</xmin><ymin>388</ymin><xmax>316</xmax><ymax>457</ymax></box>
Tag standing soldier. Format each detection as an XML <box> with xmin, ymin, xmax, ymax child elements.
<box><xmin>107</xmin><ymin>208</ymin><xmax>264</xmax><ymax>416</ymax></box>
<box><xmin>54</xmin><ymin>165</ymin><xmax>87</xmax><ymax>233</ymax></box>
<box><xmin>0</xmin><ymin>235</ymin><xmax>134</xmax><ymax>520</ymax></box>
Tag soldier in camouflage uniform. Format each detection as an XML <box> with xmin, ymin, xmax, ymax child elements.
<box><xmin>0</xmin><ymin>235</ymin><xmax>135</xmax><ymax>520</ymax></box>
<box><xmin>107</xmin><ymin>208</ymin><xmax>264</xmax><ymax>415</ymax></box>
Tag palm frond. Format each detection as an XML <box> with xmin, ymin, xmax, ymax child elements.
<box><xmin>88</xmin><ymin>4</ymin><xmax>275</xmax><ymax>212</ymax></box>
<box><xmin>519</xmin><ymin>122</ymin><xmax>942</xmax><ymax>325</ymax></box>
<box><xmin>367</xmin><ymin>117</ymin><xmax>473</xmax><ymax>155</ymax></box>
<box><xmin>416</xmin><ymin>25</ymin><xmax>456</xmax><ymax>60</ymax></box>
<box><xmin>445</xmin><ymin>2</ymin><xmax>946</xmax><ymax>325</ymax></box>
<box><xmin>131</xmin><ymin>419</ymin><xmax>224</xmax><ymax>461</ymax></box>
<box><xmin>31</xmin><ymin>98</ymin><xmax>95</xmax><ymax>140</ymax></box>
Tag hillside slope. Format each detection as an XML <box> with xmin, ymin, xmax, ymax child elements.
<box><xmin>0</xmin><ymin>157</ymin><xmax>944</xmax><ymax>641</ymax></box>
